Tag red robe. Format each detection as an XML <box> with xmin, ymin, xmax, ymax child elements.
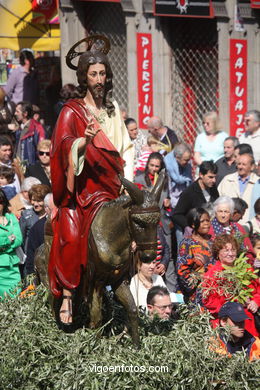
<box><xmin>48</xmin><ymin>99</ymin><xmax>124</xmax><ymax>297</ymax></box>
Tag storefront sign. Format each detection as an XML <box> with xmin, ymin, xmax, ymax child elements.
<box><xmin>154</xmin><ymin>0</ymin><xmax>214</xmax><ymax>18</ymax></box>
<box><xmin>230</xmin><ymin>39</ymin><xmax>247</xmax><ymax>137</ymax></box>
<box><xmin>137</xmin><ymin>33</ymin><xmax>153</xmax><ymax>128</ymax></box>
<box><xmin>251</xmin><ymin>1</ymin><xmax>260</xmax><ymax>9</ymax></box>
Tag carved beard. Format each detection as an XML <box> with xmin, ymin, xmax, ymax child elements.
<box><xmin>88</xmin><ymin>83</ymin><xmax>105</xmax><ymax>100</ymax></box>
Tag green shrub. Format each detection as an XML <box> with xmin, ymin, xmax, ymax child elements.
<box><xmin>0</xmin><ymin>287</ymin><xmax>259</xmax><ymax>390</ymax></box>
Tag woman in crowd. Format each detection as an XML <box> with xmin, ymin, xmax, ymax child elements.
<box><xmin>194</xmin><ymin>111</ymin><xmax>227</xmax><ymax>166</ymax></box>
<box><xmin>209</xmin><ymin>196</ymin><xmax>254</xmax><ymax>260</ymax></box>
<box><xmin>134</xmin><ymin>152</ymin><xmax>165</xmax><ymax>189</ymax></box>
<box><xmin>0</xmin><ymin>189</ymin><xmax>23</xmax><ymax>298</ymax></box>
<box><xmin>130</xmin><ymin>258</ymin><xmax>167</xmax><ymax>310</ymax></box>
<box><xmin>19</xmin><ymin>184</ymin><xmax>50</xmax><ymax>256</ymax></box>
<box><xmin>202</xmin><ymin>234</ymin><xmax>260</xmax><ymax>337</ymax></box>
<box><xmin>177</xmin><ymin>207</ymin><xmax>214</xmax><ymax>303</ymax></box>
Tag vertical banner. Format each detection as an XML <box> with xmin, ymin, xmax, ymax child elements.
<box><xmin>137</xmin><ymin>33</ymin><xmax>153</xmax><ymax>129</ymax></box>
<box><xmin>230</xmin><ymin>39</ymin><xmax>247</xmax><ymax>137</ymax></box>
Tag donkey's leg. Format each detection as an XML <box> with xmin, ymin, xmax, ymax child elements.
<box><xmin>89</xmin><ymin>281</ymin><xmax>103</xmax><ymax>329</ymax></box>
<box><xmin>113</xmin><ymin>280</ymin><xmax>140</xmax><ymax>348</ymax></box>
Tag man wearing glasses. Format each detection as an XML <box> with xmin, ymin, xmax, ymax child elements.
<box><xmin>147</xmin><ymin>286</ymin><xmax>173</xmax><ymax>319</ymax></box>
<box><xmin>25</xmin><ymin>140</ymin><xmax>51</xmax><ymax>187</ymax></box>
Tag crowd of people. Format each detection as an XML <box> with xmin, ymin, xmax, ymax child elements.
<box><xmin>0</xmin><ymin>45</ymin><xmax>260</xmax><ymax>360</ymax></box>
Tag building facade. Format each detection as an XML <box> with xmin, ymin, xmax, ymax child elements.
<box><xmin>59</xmin><ymin>0</ymin><xmax>260</xmax><ymax>145</ymax></box>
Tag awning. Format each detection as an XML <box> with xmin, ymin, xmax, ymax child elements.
<box><xmin>0</xmin><ymin>0</ymin><xmax>60</xmax><ymax>51</ymax></box>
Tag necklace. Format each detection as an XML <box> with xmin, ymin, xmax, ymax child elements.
<box><xmin>138</xmin><ymin>274</ymin><xmax>153</xmax><ymax>290</ymax></box>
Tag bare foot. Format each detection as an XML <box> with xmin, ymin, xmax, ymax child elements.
<box><xmin>60</xmin><ymin>289</ymin><xmax>72</xmax><ymax>325</ymax></box>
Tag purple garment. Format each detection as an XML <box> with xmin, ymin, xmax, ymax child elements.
<box><xmin>3</xmin><ymin>67</ymin><xmax>27</xmax><ymax>104</ymax></box>
<box><xmin>3</xmin><ymin>66</ymin><xmax>39</xmax><ymax>105</ymax></box>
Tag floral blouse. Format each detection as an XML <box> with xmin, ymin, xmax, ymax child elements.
<box><xmin>177</xmin><ymin>237</ymin><xmax>215</xmax><ymax>302</ymax></box>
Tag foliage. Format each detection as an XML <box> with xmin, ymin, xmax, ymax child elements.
<box><xmin>202</xmin><ymin>253</ymin><xmax>258</xmax><ymax>305</ymax></box>
<box><xmin>0</xmin><ymin>286</ymin><xmax>259</xmax><ymax>390</ymax></box>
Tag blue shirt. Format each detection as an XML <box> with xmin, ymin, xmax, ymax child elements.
<box><xmin>238</xmin><ymin>175</ymin><xmax>250</xmax><ymax>195</ymax></box>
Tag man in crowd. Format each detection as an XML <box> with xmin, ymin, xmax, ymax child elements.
<box><xmin>164</xmin><ymin>142</ymin><xmax>192</xmax><ymax>209</ymax></box>
<box><xmin>125</xmin><ymin>117</ymin><xmax>147</xmax><ymax>164</ymax></box>
<box><xmin>147</xmin><ymin>116</ymin><xmax>178</xmax><ymax>153</ymax></box>
<box><xmin>239</xmin><ymin>110</ymin><xmax>260</xmax><ymax>164</ymax></box>
<box><xmin>14</xmin><ymin>101</ymin><xmax>45</xmax><ymax>165</ymax></box>
<box><xmin>215</xmin><ymin>136</ymin><xmax>239</xmax><ymax>186</ymax></box>
<box><xmin>218</xmin><ymin>153</ymin><xmax>259</xmax><ymax>224</ymax></box>
<box><xmin>212</xmin><ymin>302</ymin><xmax>260</xmax><ymax>361</ymax></box>
<box><xmin>234</xmin><ymin>143</ymin><xmax>253</xmax><ymax>163</ymax></box>
<box><xmin>3</xmin><ymin>50</ymin><xmax>39</xmax><ymax>105</ymax></box>
<box><xmin>147</xmin><ymin>286</ymin><xmax>173</xmax><ymax>319</ymax></box>
<box><xmin>0</xmin><ymin>135</ymin><xmax>20</xmax><ymax>193</ymax></box>
<box><xmin>172</xmin><ymin>161</ymin><xmax>219</xmax><ymax>232</ymax></box>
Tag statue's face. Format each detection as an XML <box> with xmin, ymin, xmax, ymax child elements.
<box><xmin>86</xmin><ymin>63</ymin><xmax>106</xmax><ymax>99</ymax></box>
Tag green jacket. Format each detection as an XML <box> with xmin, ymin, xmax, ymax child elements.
<box><xmin>0</xmin><ymin>213</ymin><xmax>23</xmax><ymax>266</ymax></box>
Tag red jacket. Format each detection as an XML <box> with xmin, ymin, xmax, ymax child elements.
<box><xmin>202</xmin><ymin>261</ymin><xmax>260</xmax><ymax>337</ymax></box>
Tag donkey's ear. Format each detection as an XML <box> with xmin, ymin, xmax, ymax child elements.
<box><xmin>119</xmin><ymin>175</ymin><xmax>144</xmax><ymax>205</ymax></box>
<box><xmin>150</xmin><ymin>170</ymin><xmax>166</xmax><ymax>203</ymax></box>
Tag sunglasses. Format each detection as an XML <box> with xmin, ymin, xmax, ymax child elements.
<box><xmin>38</xmin><ymin>151</ymin><xmax>50</xmax><ymax>156</ymax></box>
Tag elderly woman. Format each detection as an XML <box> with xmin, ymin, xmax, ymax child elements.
<box><xmin>0</xmin><ymin>189</ymin><xmax>23</xmax><ymax>298</ymax></box>
<box><xmin>164</xmin><ymin>142</ymin><xmax>192</xmax><ymax>209</ymax></box>
<box><xmin>209</xmin><ymin>196</ymin><xmax>254</xmax><ymax>259</ymax></box>
<box><xmin>202</xmin><ymin>234</ymin><xmax>260</xmax><ymax>337</ymax></box>
<box><xmin>19</xmin><ymin>184</ymin><xmax>51</xmax><ymax>256</ymax></box>
<box><xmin>194</xmin><ymin>111</ymin><xmax>227</xmax><ymax>166</ymax></box>
<box><xmin>177</xmin><ymin>207</ymin><xmax>214</xmax><ymax>303</ymax></box>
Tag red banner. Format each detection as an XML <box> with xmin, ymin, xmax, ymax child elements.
<box><xmin>251</xmin><ymin>0</ymin><xmax>260</xmax><ymax>8</ymax></box>
<box><xmin>31</xmin><ymin>0</ymin><xmax>59</xmax><ymax>24</ymax></box>
<box><xmin>137</xmin><ymin>33</ymin><xmax>153</xmax><ymax>129</ymax></box>
<box><xmin>229</xmin><ymin>39</ymin><xmax>247</xmax><ymax>137</ymax></box>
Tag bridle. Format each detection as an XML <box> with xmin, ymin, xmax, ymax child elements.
<box><xmin>128</xmin><ymin>206</ymin><xmax>160</xmax><ymax>251</ymax></box>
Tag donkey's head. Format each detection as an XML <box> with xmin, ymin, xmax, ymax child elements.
<box><xmin>120</xmin><ymin>171</ymin><xmax>165</xmax><ymax>263</ymax></box>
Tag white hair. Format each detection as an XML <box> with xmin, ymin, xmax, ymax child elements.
<box><xmin>21</xmin><ymin>177</ymin><xmax>41</xmax><ymax>192</ymax></box>
<box><xmin>44</xmin><ymin>193</ymin><xmax>53</xmax><ymax>207</ymax></box>
<box><xmin>213</xmin><ymin>196</ymin><xmax>235</xmax><ymax>214</ymax></box>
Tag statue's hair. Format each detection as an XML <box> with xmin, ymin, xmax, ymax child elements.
<box><xmin>76</xmin><ymin>51</ymin><xmax>115</xmax><ymax>117</ymax></box>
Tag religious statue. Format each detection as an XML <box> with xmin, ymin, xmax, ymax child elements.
<box><xmin>47</xmin><ymin>36</ymin><xmax>164</xmax><ymax>346</ymax></box>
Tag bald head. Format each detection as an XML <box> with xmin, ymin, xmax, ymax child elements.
<box><xmin>147</xmin><ymin>116</ymin><xmax>165</xmax><ymax>138</ymax></box>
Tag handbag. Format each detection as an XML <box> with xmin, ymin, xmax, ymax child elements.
<box><xmin>15</xmin><ymin>246</ymin><xmax>27</xmax><ymax>265</ymax></box>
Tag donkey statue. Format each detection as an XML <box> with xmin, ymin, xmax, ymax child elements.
<box><xmin>35</xmin><ymin>172</ymin><xmax>165</xmax><ymax>347</ymax></box>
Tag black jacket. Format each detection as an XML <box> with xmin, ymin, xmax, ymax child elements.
<box><xmin>172</xmin><ymin>180</ymin><xmax>219</xmax><ymax>230</ymax></box>
<box><xmin>25</xmin><ymin>161</ymin><xmax>51</xmax><ymax>187</ymax></box>
<box><xmin>161</xmin><ymin>127</ymin><xmax>178</xmax><ymax>150</ymax></box>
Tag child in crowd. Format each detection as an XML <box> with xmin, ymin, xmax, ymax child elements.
<box><xmin>0</xmin><ymin>165</ymin><xmax>16</xmax><ymax>200</ymax></box>
<box><xmin>134</xmin><ymin>136</ymin><xmax>161</xmax><ymax>176</ymax></box>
